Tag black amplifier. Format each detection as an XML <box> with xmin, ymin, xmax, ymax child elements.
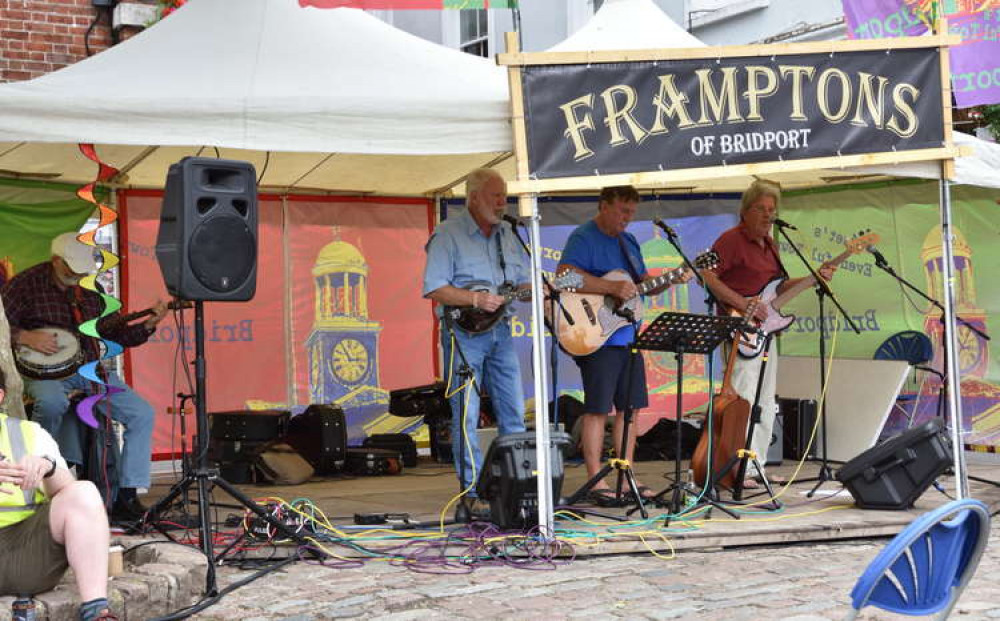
<box><xmin>209</xmin><ymin>409</ymin><xmax>289</xmax><ymax>442</ymax></box>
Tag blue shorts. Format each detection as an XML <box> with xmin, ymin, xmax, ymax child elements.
<box><xmin>574</xmin><ymin>347</ymin><xmax>649</xmax><ymax>415</ymax></box>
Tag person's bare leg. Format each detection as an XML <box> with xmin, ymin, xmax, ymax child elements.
<box><xmin>581</xmin><ymin>412</ymin><xmax>610</xmax><ymax>488</ymax></box>
<box><xmin>48</xmin><ymin>481</ymin><xmax>109</xmax><ymax>601</ymax></box>
<box><xmin>611</xmin><ymin>409</ymin><xmax>647</xmax><ymax>494</ymax></box>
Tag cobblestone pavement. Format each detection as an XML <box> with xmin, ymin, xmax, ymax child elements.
<box><xmin>188</xmin><ymin>520</ymin><xmax>1000</xmax><ymax>620</ymax></box>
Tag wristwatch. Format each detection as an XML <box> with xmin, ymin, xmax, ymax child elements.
<box><xmin>41</xmin><ymin>456</ymin><xmax>57</xmax><ymax>479</ymax></box>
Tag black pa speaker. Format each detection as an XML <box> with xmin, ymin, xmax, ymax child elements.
<box><xmin>476</xmin><ymin>430</ymin><xmax>571</xmax><ymax>530</ymax></box>
<box><xmin>836</xmin><ymin>418</ymin><xmax>953</xmax><ymax>510</ymax></box>
<box><xmin>155</xmin><ymin>157</ymin><xmax>258</xmax><ymax>301</ymax></box>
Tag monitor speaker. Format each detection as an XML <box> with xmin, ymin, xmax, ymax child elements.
<box><xmin>475</xmin><ymin>430</ymin><xmax>570</xmax><ymax>530</ymax></box>
<box><xmin>155</xmin><ymin>157</ymin><xmax>258</xmax><ymax>301</ymax></box>
<box><xmin>836</xmin><ymin>418</ymin><xmax>952</xmax><ymax>510</ymax></box>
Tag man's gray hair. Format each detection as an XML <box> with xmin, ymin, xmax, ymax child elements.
<box><xmin>465</xmin><ymin>168</ymin><xmax>503</xmax><ymax>209</ymax></box>
<box><xmin>740</xmin><ymin>180</ymin><xmax>781</xmax><ymax>218</ymax></box>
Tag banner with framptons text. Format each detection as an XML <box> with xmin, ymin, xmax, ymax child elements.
<box><xmin>519</xmin><ymin>47</ymin><xmax>944</xmax><ymax>180</ymax></box>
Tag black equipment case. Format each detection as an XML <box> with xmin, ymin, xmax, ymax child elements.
<box><xmin>476</xmin><ymin>430</ymin><xmax>571</xmax><ymax>530</ymax></box>
<box><xmin>362</xmin><ymin>433</ymin><xmax>418</xmax><ymax>467</ymax></box>
<box><xmin>344</xmin><ymin>447</ymin><xmax>404</xmax><ymax>476</ymax></box>
<box><xmin>209</xmin><ymin>409</ymin><xmax>289</xmax><ymax>442</ymax></box>
<box><xmin>282</xmin><ymin>404</ymin><xmax>347</xmax><ymax>474</ymax></box>
<box><xmin>836</xmin><ymin>418</ymin><xmax>953</xmax><ymax>510</ymax></box>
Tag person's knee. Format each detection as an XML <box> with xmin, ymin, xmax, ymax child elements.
<box><xmin>55</xmin><ymin>480</ymin><xmax>106</xmax><ymax>517</ymax></box>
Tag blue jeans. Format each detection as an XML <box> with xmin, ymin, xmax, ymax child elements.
<box><xmin>441</xmin><ymin>318</ymin><xmax>526</xmax><ymax>492</ymax></box>
<box><xmin>25</xmin><ymin>373</ymin><xmax>154</xmax><ymax>489</ymax></box>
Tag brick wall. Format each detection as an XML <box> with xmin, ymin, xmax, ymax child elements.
<box><xmin>0</xmin><ymin>0</ymin><xmax>155</xmax><ymax>83</ymax></box>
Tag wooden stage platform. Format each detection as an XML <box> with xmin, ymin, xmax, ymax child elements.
<box><xmin>144</xmin><ymin>456</ymin><xmax>1000</xmax><ymax>557</ymax></box>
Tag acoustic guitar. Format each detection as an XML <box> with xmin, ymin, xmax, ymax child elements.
<box><xmin>733</xmin><ymin>231</ymin><xmax>879</xmax><ymax>359</ymax></box>
<box><xmin>552</xmin><ymin>251</ymin><xmax>719</xmax><ymax>357</ymax></box>
<box><xmin>15</xmin><ymin>301</ymin><xmax>187</xmax><ymax>380</ymax></box>
<box><xmin>444</xmin><ymin>270</ymin><xmax>583</xmax><ymax>334</ymax></box>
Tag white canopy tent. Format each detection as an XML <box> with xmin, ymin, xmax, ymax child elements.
<box><xmin>0</xmin><ymin>0</ymin><xmax>997</xmax><ymax>195</ymax></box>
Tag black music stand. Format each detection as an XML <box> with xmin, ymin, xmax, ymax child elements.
<box><xmin>638</xmin><ymin>312</ymin><xmax>745</xmax><ymax>518</ymax></box>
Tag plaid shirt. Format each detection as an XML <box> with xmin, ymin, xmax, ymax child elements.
<box><xmin>2</xmin><ymin>261</ymin><xmax>151</xmax><ymax>363</ymax></box>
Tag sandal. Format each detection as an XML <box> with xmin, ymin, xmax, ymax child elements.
<box><xmin>587</xmin><ymin>488</ymin><xmax>624</xmax><ymax>508</ymax></box>
<box><xmin>628</xmin><ymin>485</ymin><xmax>657</xmax><ymax>501</ymax></box>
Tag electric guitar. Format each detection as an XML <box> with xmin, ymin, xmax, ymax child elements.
<box><xmin>445</xmin><ymin>270</ymin><xmax>583</xmax><ymax>334</ymax></box>
<box><xmin>733</xmin><ymin>231</ymin><xmax>880</xmax><ymax>359</ymax></box>
<box><xmin>552</xmin><ymin>251</ymin><xmax>719</xmax><ymax>357</ymax></box>
<box><xmin>15</xmin><ymin>301</ymin><xmax>188</xmax><ymax>380</ymax></box>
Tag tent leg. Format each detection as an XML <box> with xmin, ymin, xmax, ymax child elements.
<box><xmin>522</xmin><ymin>193</ymin><xmax>555</xmax><ymax>537</ymax></box>
<box><xmin>939</xmin><ymin>171</ymin><xmax>968</xmax><ymax>500</ymax></box>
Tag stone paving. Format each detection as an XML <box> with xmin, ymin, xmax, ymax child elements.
<box><xmin>183</xmin><ymin>519</ymin><xmax>1000</xmax><ymax>620</ymax></box>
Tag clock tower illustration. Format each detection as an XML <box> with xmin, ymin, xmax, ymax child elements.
<box><xmin>306</xmin><ymin>229</ymin><xmax>390</xmax><ymax>443</ymax></box>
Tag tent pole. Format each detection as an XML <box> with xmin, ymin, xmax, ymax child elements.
<box><xmin>938</xmin><ymin>168</ymin><xmax>968</xmax><ymax>499</ymax></box>
<box><xmin>523</xmin><ymin>192</ymin><xmax>554</xmax><ymax>537</ymax></box>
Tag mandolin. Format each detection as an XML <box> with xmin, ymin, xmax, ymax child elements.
<box><xmin>444</xmin><ymin>270</ymin><xmax>582</xmax><ymax>334</ymax></box>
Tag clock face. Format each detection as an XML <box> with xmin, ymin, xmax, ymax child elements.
<box><xmin>331</xmin><ymin>338</ymin><xmax>369</xmax><ymax>384</ymax></box>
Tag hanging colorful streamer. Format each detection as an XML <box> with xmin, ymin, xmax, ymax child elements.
<box><xmin>73</xmin><ymin>143</ymin><xmax>125</xmax><ymax>429</ymax></box>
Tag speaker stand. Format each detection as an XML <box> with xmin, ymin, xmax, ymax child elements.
<box><xmin>141</xmin><ymin>301</ymin><xmax>321</xmax><ymax>595</ymax></box>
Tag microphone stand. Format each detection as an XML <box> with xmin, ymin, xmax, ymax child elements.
<box><xmin>506</xmin><ymin>218</ymin><xmax>571</xmax><ymax>432</ymax></box>
<box><xmin>870</xmin><ymin>253</ymin><xmax>996</xmax><ymax>489</ymax></box>
<box><xmin>774</xmin><ymin>224</ymin><xmax>860</xmax><ymax>497</ymax></box>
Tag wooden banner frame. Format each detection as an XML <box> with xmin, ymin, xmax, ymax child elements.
<box><xmin>499</xmin><ymin>30</ymin><xmax>963</xmax><ymax>196</ymax></box>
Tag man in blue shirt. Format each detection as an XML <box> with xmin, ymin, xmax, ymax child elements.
<box><xmin>557</xmin><ymin>185</ymin><xmax>686</xmax><ymax>504</ymax></box>
<box><xmin>422</xmin><ymin>168</ymin><xmax>528</xmax><ymax>515</ymax></box>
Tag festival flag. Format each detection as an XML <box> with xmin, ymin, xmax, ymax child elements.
<box><xmin>842</xmin><ymin>0</ymin><xmax>1000</xmax><ymax>106</ymax></box>
<box><xmin>299</xmin><ymin>0</ymin><xmax>517</xmax><ymax>8</ymax></box>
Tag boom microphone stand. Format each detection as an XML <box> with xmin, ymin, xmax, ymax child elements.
<box><xmin>869</xmin><ymin>250</ymin><xmax>997</xmax><ymax>489</ymax></box>
<box><xmin>774</xmin><ymin>223</ymin><xmax>860</xmax><ymax>497</ymax></box>
<box><xmin>143</xmin><ymin>302</ymin><xmax>321</xmax><ymax>595</ymax></box>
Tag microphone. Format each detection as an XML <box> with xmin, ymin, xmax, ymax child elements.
<box><xmin>868</xmin><ymin>245</ymin><xmax>888</xmax><ymax>266</ymax></box>
<box><xmin>502</xmin><ymin>214</ymin><xmax>523</xmax><ymax>228</ymax></box>
<box><xmin>772</xmin><ymin>218</ymin><xmax>798</xmax><ymax>230</ymax></box>
<box><xmin>652</xmin><ymin>218</ymin><xmax>677</xmax><ymax>238</ymax></box>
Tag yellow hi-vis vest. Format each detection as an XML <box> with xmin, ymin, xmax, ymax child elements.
<box><xmin>0</xmin><ymin>414</ymin><xmax>48</xmax><ymax>528</ymax></box>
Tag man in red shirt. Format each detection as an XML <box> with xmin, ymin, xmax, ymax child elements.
<box><xmin>701</xmin><ymin>181</ymin><xmax>835</xmax><ymax>488</ymax></box>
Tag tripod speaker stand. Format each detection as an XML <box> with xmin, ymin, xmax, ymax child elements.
<box><xmin>142</xmin><ymin>302</ymin><xmax>320</xmax><ymax>595</ymax></box>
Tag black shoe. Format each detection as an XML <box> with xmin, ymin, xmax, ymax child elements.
<box><xmin>111</xmin><ymin>496</ymin><xmax>147</xmax><ymax>524</ymax></box>
<box><xmin>455</xmin><ymin>498</ymin><xmax>493</xmax><ymax>523</ymax></box>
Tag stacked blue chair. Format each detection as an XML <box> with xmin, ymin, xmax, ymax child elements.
<box><xmin>846</xmin><ymin>498</ymin><xmax>991</xmax><ymax>620</ymax></box>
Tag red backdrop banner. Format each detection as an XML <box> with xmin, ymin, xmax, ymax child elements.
<box><xmin>121</xmin><ymin>191</ymin><xmax>437</xmax><ymax>456</ymax></box>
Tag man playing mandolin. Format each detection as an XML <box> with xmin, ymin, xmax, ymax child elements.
<box><xmin>1</xmin><ymin>232</ymin><xmax>167</xmax><ymax>524</ymax></box>
<box><xmin>422</xmin><ymin>168</ymin><xmax>529</xmax><ymax>519</ymax></box>
<box><xmin>701</xmin><ymin>180</ymin><xmax>836</xmax><ymax>489</ymax></box>
<box><xmin>556</xmin><ymin>185</ymin><xmax>691</xmax><ymax>505</ymax></box>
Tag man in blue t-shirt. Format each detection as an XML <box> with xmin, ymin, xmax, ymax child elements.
<box><xmin>557</xmin><ymin>186</ymin><xmax>689</xmax><ymax>505</ymax></box>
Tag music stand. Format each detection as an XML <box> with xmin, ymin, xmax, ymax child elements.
<box><xmin>638</xmin><ymin>312</ymin><xmax>745</xmax><ymax>517</ymax></box>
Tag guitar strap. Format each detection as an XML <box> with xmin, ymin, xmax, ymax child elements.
<box><xmin>765</xmin><ymin>237</ymin><xmax>789</xmax><ymax>280</ymax></box>
<box><xmin>617</xmin><ymin>235</ymin><xmax>643</xmax><ymax>284</ymax></box>
<box><xmin>495</xmin><ymin>230</ymin><xmax>509</xmax><ymax>285</ymax></box>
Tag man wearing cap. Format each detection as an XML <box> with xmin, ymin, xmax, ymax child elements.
<box><xmin>1</xmin><ymin>232</ymin><xmax>167</xmax><ymax>524</ymax></box>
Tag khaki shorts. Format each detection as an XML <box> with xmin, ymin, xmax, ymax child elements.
<box><xmin>0</xmin><ymin>504</ymin><xmax>68</xmax><ymax>595</ymax></box>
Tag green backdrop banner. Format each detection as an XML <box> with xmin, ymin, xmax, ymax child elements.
<box><xmin>0</xmin><ymin>178</ymin><xmax>96</xmax><ymax>281</ymax></box>
<box><xmin>780</xmin><ymin>179</ymin><xmax>1000</xmax><ymax>446</ymax></box>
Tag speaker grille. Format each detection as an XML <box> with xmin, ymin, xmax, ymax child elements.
<box><xmin>188</xmin><ymin>216</ymin><xmax>256</xmax><ymax>293</ymax></box>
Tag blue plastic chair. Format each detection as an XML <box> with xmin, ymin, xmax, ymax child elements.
<box><xmin>846</xmin><ymin>498</ymin><xmax>991</xmax><ymax>620</ymax></box>
<box><xmin>874</xmin><ymin>331</ymin><xmax>944</xmax><ymax>425</ymax></box>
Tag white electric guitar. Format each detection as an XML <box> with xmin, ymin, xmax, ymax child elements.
<box><xmin>734</xmin><ymin>231</ymin><xmax>880</xmax><ymax>359</ymax></box>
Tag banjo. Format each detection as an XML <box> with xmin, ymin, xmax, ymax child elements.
<box><xmin>15</xmin><ymin>302</ymin><xmax>184</xmax><ymax>380</ymax></box>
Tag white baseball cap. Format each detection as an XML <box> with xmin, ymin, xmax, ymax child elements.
<box><xmin>51</xmin><ymin>232</ymin><xmax>99</xmax><ymax>274</ymax></box>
